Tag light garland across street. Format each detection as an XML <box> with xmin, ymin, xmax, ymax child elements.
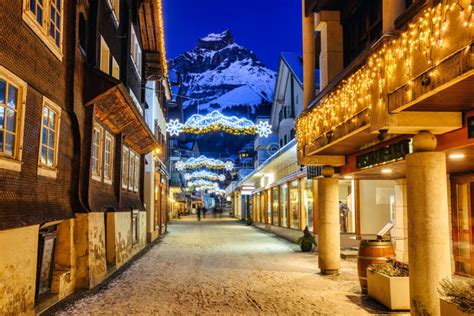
<box><xmin>184</xmin><ymin>170</ymin><xmax>226</xmax><ymax>181</ymax></box>
<box><xmin>166</xmin><ymin>110</ymin><xmax>272</xmax><ymax>137</ymax></box>
<box><xmin>187</xmin><ymin>179</ymin><xmax>218</xmax><ymax>188</ymax></box>
<box><xmin>175</xmin><ymin>155</ymin><xmax>234</xmax><ymax>171</ymax></box>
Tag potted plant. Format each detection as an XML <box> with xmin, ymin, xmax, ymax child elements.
<box><xmin>367</xmin><ymin>262</ymin><xmax>410</xmax><ymax>310</ymax></box>
<box><xmin>245</xmin><ymin>217</ymin><xmax>252</xmax><ymax>226</ymax></box>
<box><xmin>438</xmin><ymin>278</ymin><xmax>474</xmax><ymax>316</ymax></box>
<box><xmin>296</xmin><ymin>226</ymin><xmax>316</xmax><ymax>252</ymax></box>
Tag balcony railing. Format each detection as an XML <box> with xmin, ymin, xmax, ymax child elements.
<box><xmin>296</xmin><ymin>0</ymin><xmax>473</xmax><ymax>157</ymax></box>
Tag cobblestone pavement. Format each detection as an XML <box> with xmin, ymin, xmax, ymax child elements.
<box><xmin>56</xmin><ymin>216</ymin><xmax>401</xmax><ymax>315</ymax></box>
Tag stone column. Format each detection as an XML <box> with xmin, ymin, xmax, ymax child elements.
<box><xmin>302</xmin><ymin>0</ymin><xmax>316</xmax><ymax>109</ymax></box>
<box><xmin>382</xmin><ymin>0</ymin><xmax>405</xmax><ymax>32</ymax></box>
<box><xmin>315</xmin><ymin>11</ymin><xmax>343</xmax><ymax>90</ymax></box>
<box><xmin>317</xmin><ymin>166</ymin><xmax>340</xmax><ymax>274</ymax></box>
<box><xmin>406</xmin><ymin>131</ymin><xmax>451</xmax><ymax>315</ymax></box>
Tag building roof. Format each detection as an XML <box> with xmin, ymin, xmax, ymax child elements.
<box><xmin>280</xmin><ymin>52</ymin><xmax>319</xmax><ymax>87</ymax></box>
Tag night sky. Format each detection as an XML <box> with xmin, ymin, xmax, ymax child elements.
<box><xmin>163</xmin><ymin>0</ymin><xmax>302</xmax><ymax>71</ymax></box>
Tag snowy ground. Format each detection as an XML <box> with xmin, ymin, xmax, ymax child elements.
<box><xmin>56</xmin><ymin>216</ymin><xmax>405</xmax><ymax>315</ymax></box>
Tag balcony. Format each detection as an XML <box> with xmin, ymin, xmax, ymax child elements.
<box><xmin>297</xmin><ymin>1</ymin><xmax>473</xmax><ymax>161</ymax></box>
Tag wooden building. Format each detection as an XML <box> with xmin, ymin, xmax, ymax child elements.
<box><xmin>0</xmin><ymin>0</ymin><xmax>169</xmax><ymax>314</ymax></box>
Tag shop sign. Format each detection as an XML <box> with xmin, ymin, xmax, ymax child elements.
<box><xmin>356</xmin><ymin>139</ymin><xmax>412</xmax><ymax>169</ymax></box>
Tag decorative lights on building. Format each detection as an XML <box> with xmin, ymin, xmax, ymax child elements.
<box><xmin>296</xmin><ymin>0</ymin><xmax>473</xmax><ymax>154</ymax></box>
<box><xmin>166</xmin><ymin>111</ymin><xmax>272</xmax><ymax>137</ymax></box>
<box><xmin>175</xmin><ymin>155</ymin><xmax>234</xmax><ymax>171</ymax></box>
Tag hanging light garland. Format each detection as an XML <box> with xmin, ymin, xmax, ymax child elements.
<box><xmin>187</xmin><ymin>179</ymin><xmax>219</xmax><ymax>188</ymax></box>
<box><xmin>166</xmin><ymin>111</ymin><xmax>272</xmax><ymax>137</ymax></box>
<box><xmin>184</xmin><ymin>170</ymin><xmax>226</xmax><ymax>181</ymax></box>
<box><xmin>175</xmin><ymin>155</ymin><xmax>234</xmax><ymax>171</ymax></box>
<box><xmin>296</xmin><ymin>0</ymin><xmax>473</xmax><ymax>154</ymax></box>
<box><xmin>208</xmin><ymin>188</ymin><xmax>225</xmax><ymax>195</ymax></box>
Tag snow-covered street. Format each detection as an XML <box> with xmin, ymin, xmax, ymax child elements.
<box><xmin>56</xmin><ymin>216</ymin><xmax>397</xmax><ymax>315</ymax></box>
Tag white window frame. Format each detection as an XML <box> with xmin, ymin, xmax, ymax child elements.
<box><xmin>130</xmin><ymin>25</ymin><xmax>142</xmax><ymax>78</ymax></box>
<box><xmin>0</xmin><ymin>66</ymin><xmax>27</xmax><ymax>172</ymax></box>
<box><xmin>22</xmin><ymin>0</ymin><xmax>64</xmax><ymax>60</ymax></box>
<box><xmin>121</xmin><ymin>144</ymin><xmax>139</xmax><ymax>192</ymax></box>
<box><xmin>37</xmin><ymin>97</ymin><xmax>62</xmax><ymax>178</ymax></box>
<box><xmin>103</xmin><ymin>131</ymin><xmax>114</xmax><ymax>184</ymax></box>
<box><xmin>122</xmin><ymin>145</ymin><xmax>130</xmax><ymax>189</ymax></box>
<box><xmin>91</xmin><ymin>124</ymin><xmax>104</xmax><ymax>181</ymax></box>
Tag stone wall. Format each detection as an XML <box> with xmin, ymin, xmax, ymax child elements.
<box><xmin>0</xmin><ymin>225</ymin><xmax>38</xmax><ymax>315</ymax></box>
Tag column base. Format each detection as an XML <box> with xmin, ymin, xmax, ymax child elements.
<box><xmin>320</xmin><ymin>269</ymin><xmax>339</xmax><ymax>275</ymax></box>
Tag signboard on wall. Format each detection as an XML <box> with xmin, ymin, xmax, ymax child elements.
<box><xmin>356</xmin><ymin>139</ymin><xmax>412</xmax><ymax>169</ymax></box>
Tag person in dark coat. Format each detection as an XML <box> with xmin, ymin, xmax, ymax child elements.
<box><xmin>197</xmin><ymin>205</ymin><xmax>201</xmax><ymax>221</ymax></box>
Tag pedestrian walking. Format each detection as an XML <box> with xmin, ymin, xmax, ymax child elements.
<box><xmin>202</xmin><ymin>206</ymin><xmax>207</xmax><ymax>218</ymax></box>
<box><xmin>197</xmin><ymin>205</ymin><xmax>201</xmax><ymax>221</ymax></box>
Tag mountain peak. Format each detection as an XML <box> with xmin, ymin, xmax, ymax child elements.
<box><xmin>198</xmin><ymin>29</ymin><xmax>234</xmax><ymax>50</ymax></box>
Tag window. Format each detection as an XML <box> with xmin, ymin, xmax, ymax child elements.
<box><xmin>289</xmin><ymin>180</ymin><xmax>299</xmax><ymax>229</ymax></box>
<box><xmin>104</xmin><ymin>132</ymin><xmax>114</xmax><ymax>183</ymax></box>
<box><xmin>0</xmin><ymin>80</ymin><xmax>19</xmax><ymax>157</ymax></box>
<box><xmin>91</xmin><ymin>125</ymin><xmax>103</xmax><ymax>180</ymax></box>
<box><xmin>122</xmin><ymin>145</ymin><xmax>139</xmax><ymax>192</ymax></box>
<box><xmin>23</xmin><ymin>0</ymin><xmax>63</xmax><ymax>59</ymax></box>
<box><xmin>272</xmin><ymin>186</ymin><xmax>279</xmax><ymax>226</ymax></box>
<box><xmin>107</xmin><ymin>0</ymin><xmax>120</xmax><ymax>24</ymax></box>
<box><xmin>0</xmin><ymin>67</ymin><xmax>27</xmax><ymax>172</ymax></box>
<box><xmin>131</xmin><ymin>210</ymin><xmax>138</xmax><ymax>244</ymax></box>
<box><xmin>112</xmin><ymin>57</ymin><xmax>120</xmax><ymax>80</ymax></box>
<box><xmin>122</xmin><ymin>145</ymin><xmax>129</xmax><ymax>188</ymax></box>
<box><xmin>281</xmin><ymin>183</ymin><xmax>288</xmax><ymax>227</ymax></box>
<box><xmin>38</xmin><ymin>100</ymin><xmax>61</xmax><ymax>177</ymax></box>
<box><xmin>49</xmin><ymin>0</ymin><xmax>61</xmax><ymax>46</ymax></box>
<box><xmin>130</xmin><ymin>26</ymin><xmax>142</xmax><ymax>77</ymax></box>
<box><xmin>304</xmin><ymin>178</ymin><xmax>314</xmax><ymax>231</ymax></box>
<box><xmin>100</xmin><ymin>36</ymin><xmax>110</xmax><ymax>74</ymax></box>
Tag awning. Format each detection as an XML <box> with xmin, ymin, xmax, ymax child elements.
<box><xmin>84</xmin><ymin>64</ymin><xmax>160</xmax><ymax>155</ymax></box>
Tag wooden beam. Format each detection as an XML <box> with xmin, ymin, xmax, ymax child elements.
<box><xmin>300</xmin><ymin>155</ymin><xmax>345</xmax><ymax>166</ymax></box>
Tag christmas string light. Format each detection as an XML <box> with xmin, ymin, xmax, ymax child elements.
<box><xmin>296</xmin><ymin>0</ymin><xmax>473</xmax><ymax>155</ymax></box>
<box><xmin>184</xmin><ymin>170</ymin><xmax>226</xmax><ymax>181</ymax></box>
<box><xmin>175</xmin><ymin>155</ymin><xmax>234</xmax><ymax>171</ymax></box>
<box><xmin>166</xmin><ymin>111</ymin><xmax>272</xmax><ymax>137</ymax></box>
<box><xmin>187</xmin><ymin>179</ymin><xmax>219</xmax><ymax>188</ymax></box>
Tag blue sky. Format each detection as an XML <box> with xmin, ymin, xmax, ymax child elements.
<box><xmin>163</xmin><ymin>0</ymin><xmax>302</xmax><ymax>71</ymax></box>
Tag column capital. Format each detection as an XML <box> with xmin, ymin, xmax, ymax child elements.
<box><xmin>321</xmin><ymin>165</ymin><xmax>334</xmax><ymax>177</ymax></box>
<box><xmin>412</xmin><ymin>131</ymin><xmax>437</xmax><ymax>152</ymax></box>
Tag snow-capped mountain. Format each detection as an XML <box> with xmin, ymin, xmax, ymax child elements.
<box><xmin>169</xmin><ymin>29</ymin><xmax>276</xmax><ymax>116</ymax></box>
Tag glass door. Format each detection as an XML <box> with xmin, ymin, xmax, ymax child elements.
<box><xmin>452</xmin><ymin>181</ymin><xmax>474</xmax><ymax>277</ymax></box>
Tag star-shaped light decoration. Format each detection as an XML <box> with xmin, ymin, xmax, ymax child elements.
<box><xmin>256</xmin><ymin>121</ymin><xmax>272</xmax><ymax>138</ymax></box>
<box><xmin>218</xmin><ymin>174</ymin><xmax>226</xmax><ymax>182</ymax></box>
<box><xmin>166</xmin><ymin>119</ymin><xmax>183</xmax><ymax>136</ymax></box>
<box><xmin>224</xmin><ymin>161</ymin><xmax>234</xmax><ymax>171</ymax></box>
<box><xmin>175</xmin><ymin>160</ymin><xmax>185</xmax><ymax>171</ymax></box>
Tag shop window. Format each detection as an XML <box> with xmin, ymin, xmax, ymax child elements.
<box><xmin>289</xmin><ymin>180</ymin><xmax>299</xmax><ymax>229</ymax></box>
<box><xmin>91</xmin><ymin>125</ymin><xmax>103</xmax><ymax>180</ymax></box>
<box><xmin>36</xmin><ymin>225</ymin><xmax>57</xmax><ymax>301</ymax></box>
<box><xmin>281</xmin><ymin>183</ymin><xmax>288</xmax><ymax>227</ymax></box>
<box><xmin>0</xmin><ymin>68</ymin><xmax>26</xmax><ymax>172</ymax></box>
<box><xmin>272</xmin><ymin>186</ymin><xmax>279</xmax><ymax>226</ymax></box>
<box><xmin>38</xmin><ymin>99</ymin><xmax>61</xmax><ymax>177</ymax></box>
<box><xmin>304</xmin><ymin>178</ymin><xmax>314</xmax><ymax>231</ymax></box>
<box><xmin>23</xmin><ymin>0</ymin><xmax>63</xmax><ymax>59</ymax></box>
<box><xmin>130</xmin><ymin>25</ymin><xmax>142</xmax><ymax>77</ymax></box>
<box><xmin>103</xmin><ymin>132</ymin><xmax>114</xmax><ymax>183</ymax></box>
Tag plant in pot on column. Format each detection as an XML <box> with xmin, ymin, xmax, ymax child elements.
<box><xmin>297</xmin><ymin>226</ymin><xmax>316</xmax><ymax>252</ymax></box>
<box><xmin>367</xmin><ymin>262</ymin><xmax>410</xmax><ymax>311</ymax></box>
<box><xmin>438</xmin><ymin>279</ymin><xmax>474</xmax><ymax>316</ymax></box>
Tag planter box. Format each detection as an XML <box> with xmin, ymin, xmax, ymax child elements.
<box><xmin>367</xmin><ymin>270</ymin><xmax>410</xmax><ymax>310</ymax></box>
<box><xmin>440</xmin><ymin>298</ymin><xmax>474</xmax><ymax>316</ymax></box>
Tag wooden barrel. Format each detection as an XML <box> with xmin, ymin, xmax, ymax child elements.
<box><xmin>357</xmin><ymin>240</ymin><xmax>395</xmax><ymax>293</ymax></box>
